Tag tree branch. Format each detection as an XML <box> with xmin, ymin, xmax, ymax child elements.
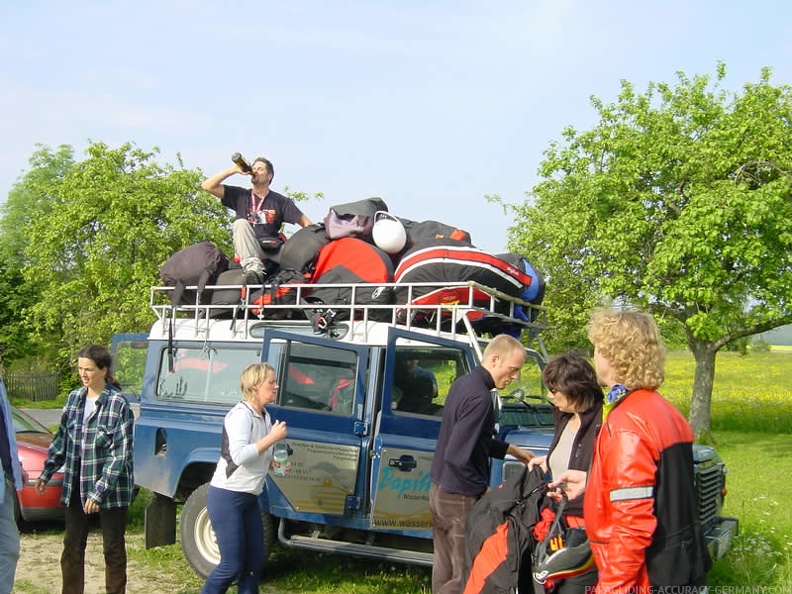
<box><xmin>734</xmin><ymin>160</ymin><xmax>791</xmax><ymax>185</ymax></box>
<box><xmin>713</xmin><ymin>315</ymin><xmax>792</xmax><ymax>350</ymax></box>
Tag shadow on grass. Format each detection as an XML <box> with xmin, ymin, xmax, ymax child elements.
<box><xmin>712</xmin><ymin>431</ymin><xmax>792</xmax><ymax>460</ymax></box>
<box><xmin>263</xmin><ymin>544</ymin><xmax>431</xmax><ymax>593</ymax></box>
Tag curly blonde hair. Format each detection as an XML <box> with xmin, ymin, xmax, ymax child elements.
<box><xmin>586</xmin><ymin>309</ymin><xmax>665</xmax><ymax>391</ymax></box>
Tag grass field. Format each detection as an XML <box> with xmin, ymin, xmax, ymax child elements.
<box><xmin>649</xmin><ymin>350</ymin><xmax>792</xmax><ymax>588</ymax></box>
<box><xmin>14</xmin><ymin>349</ymin><xmax>792</xmax><ymax>591</ymax></box>
<box><xmin>662</xmin><ymin>350</ymin><xmax>792</xmax><ymax>433</ymax></box>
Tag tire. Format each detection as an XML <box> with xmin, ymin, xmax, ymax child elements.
<box><xmin>180</xmin><ymin>482</ymin><xmax>275</xmax><ymax>579</ymax></box>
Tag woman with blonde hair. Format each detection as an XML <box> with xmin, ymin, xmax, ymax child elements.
<box><xmin>556</xmin><ymin>309</ymin><xmax>710</xmax><ymax>591</ymax></box>
<box><xmin>202</xmin><ymin>362</ymin><xmax>287</xmax><ymax>594</ymax></box>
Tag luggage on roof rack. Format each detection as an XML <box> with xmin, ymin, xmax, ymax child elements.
<box><xmin>394</xmin><ymin>239</ymin><xmax>533</xmax><ymax>304</ymax></box>
<box><xmin>307</xmin><ymin>238</ymin><xmax>395</xmax><ymax>321</ymax></box>
<box><xmin>150</xmin><ymin>278</ymin><xmax>545</xmax><ymax>344</ymax></box>
<box><xmin>391</xmin><ymin>239</ymin><xmax>538</xmax><ymax>332</ymax></box>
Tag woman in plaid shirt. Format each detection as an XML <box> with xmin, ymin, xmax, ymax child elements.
<box><xmin>37</xmin><ymin>345</ymin><xmax>135</xmax><ymax>594</ymax></box>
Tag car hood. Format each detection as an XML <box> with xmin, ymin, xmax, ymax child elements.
<box><xmin>503</xmin><ymin>426</ymin><xmax>554</xmax><ymax>454</ymax></box>
<box><xmin>16</xmin><ymin>432</ymin><xmax>53</xmax><ymax>452</ymax></box>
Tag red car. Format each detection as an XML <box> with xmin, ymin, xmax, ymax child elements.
<box><xmin>8</xmin><ymin>406</ymin><xmax>65</xmax><ymax>523</ymax></box>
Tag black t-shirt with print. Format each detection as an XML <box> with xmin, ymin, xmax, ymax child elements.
<box><xmin>221</xmin><ymin>185</ymin><xmax>305</xmax><ymax>243</ymax></box>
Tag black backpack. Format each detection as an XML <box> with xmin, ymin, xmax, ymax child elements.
<box><xmin>279</xmin><ymin>223</ymin><xmax>331</xmax><ymax>272</ymax></box>
<box><xmin>160</xmin><ymin>242</ymin><xmax>230</xmax><ymax>305</ymax></box>
<box><xmin>249</xmin><ymin>268</ymin><xmax>312</xmax><ymax>319</ymax></box>
<box><xmin>399</xmin><ymin>218</ymin><xmax>473</xmax><ymax>247</ymax></box>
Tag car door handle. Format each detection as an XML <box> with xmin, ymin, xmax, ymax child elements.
<box><xmin>388</xmin><ymin>455</ymin><xmax>417</xmax><ymax>472</ymax></box>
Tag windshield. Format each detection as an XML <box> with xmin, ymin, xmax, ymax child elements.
<box><xmin>11</xmin><ymin>408</ymin><xmax>51</xmax><ymax>434</ymax></box>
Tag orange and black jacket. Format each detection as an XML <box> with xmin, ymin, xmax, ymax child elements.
<box><xmin>583</xmin><ymin>389</ymin><xmax>711</xmax><ymax>593</ymax></box>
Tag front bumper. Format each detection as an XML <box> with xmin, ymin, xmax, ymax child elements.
<box><xmin>706</xmin><ymin>516</ymin><xmax>739</xmax><ymax>561</ymax></box>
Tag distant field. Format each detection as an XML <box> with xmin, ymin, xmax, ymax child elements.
<box><xmin>659</xmin><ymin>350</ymin><xmax>791</xmax><ymax>586</ymax></box>
<box><xmin>662</xmin><ymin>350</ymin><xmax>792</xmax><ymax>433</ymax></box>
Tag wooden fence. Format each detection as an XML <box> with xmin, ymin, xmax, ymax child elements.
<box><xmin>2</xmin><ymin>370</ymin><xmax>60</xmax><ymax>402</ymax></box>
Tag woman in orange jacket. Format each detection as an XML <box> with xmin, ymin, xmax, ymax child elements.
<box><xmin>554</xmin><ymin>310</ymin><xmax>710</xmax><ymax>593</ymax></box>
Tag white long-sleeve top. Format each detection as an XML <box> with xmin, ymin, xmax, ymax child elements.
<box><xmin>210</xmin><ymin>401</ymin><xmax>272</xmax><ymax>494</ymax></box>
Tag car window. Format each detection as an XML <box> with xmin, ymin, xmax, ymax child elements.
<box><xmin>11</xmin><ymin>408</ymin><xmax>51</xmax><ymax>434</ymax></box>
<box><xmin>505</xmin><ymin>351</ymin><xmax>546</xmax><ymax>398</ymax></box>
<box><xmin>392</xmin><ymin>347</ymin><xmax>469</xmax><ymax>417</ymax></box>
<box><xmin>498</xmin><ymin>350</ymin><xmax>554</xmax><ymax>428</ymax></box>
<box><xmin>268</xmin><ymin>340</ymin><xmax>360</xmax><ymax>416</ymax></box>
<box><xmin>156</xmin><ymin>346</ymin><xmax>260</xmax><ymax>405</ymax></box>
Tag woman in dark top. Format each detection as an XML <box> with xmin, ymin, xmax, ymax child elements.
<box><xmin>528</xmin><ymin>354</ymin><xmax>603</xmax><ymax>593</ymax></box>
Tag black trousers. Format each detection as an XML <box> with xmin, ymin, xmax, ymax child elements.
<box><xmin>62</xmin><ymin>482</ymin><xmax>128</xmax><ymax>594</ymax></box>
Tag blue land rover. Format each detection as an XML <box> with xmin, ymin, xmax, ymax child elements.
<box><xmin>111</xmin><ymin>279</ymin><xmax>736</xmax><ymax>577</ymax></box>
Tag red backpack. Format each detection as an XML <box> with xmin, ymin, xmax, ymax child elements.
<box><xmin>307</xmin><ymin>237</ymin><xmax>395</xmax><ymax>321</ymax></box>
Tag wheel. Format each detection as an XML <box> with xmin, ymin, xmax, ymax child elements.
<box><xmin>180</xmin><ymin>483</ymin><xmax>218</xmax><ymax>579</ymax></box>
<box><xmin>180</xmin><ymin>482</ymin><xmax>276</xmax><ymax>579</ymax></box>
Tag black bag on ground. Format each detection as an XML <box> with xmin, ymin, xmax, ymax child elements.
<box><xmin>160</xmin><ymin>241</ymin><xmax>230</xmax><ymax>305</ymax></box>
<box><xmin>464</xmin><ymin>466</ymin><xmax>546</xmax><ymax>593</ymax></box>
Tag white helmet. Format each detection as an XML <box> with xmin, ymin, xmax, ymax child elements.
<box><xmin>372</xmin><ymin>211</ymin><xmax>407</xmax><ymax>254</ymax></box>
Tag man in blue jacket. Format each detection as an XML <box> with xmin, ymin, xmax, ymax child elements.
<box><xmin>429</xmin><ymin>334</ymin><xmax>535</xmax><ymax>594</ymax></box>
<box><xmin>1</xmin><ymin>376</ymin><xmax>28</xmax><ymax>594</ymax></box>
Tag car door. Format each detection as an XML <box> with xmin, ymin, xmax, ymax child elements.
<box><xmin>369</xmin><ymin>327</ymin><xmax>476</xmax><ymax>535</ymax></box>
<box><xmin>261</xmin><ymin>330</ymin><xmax>370</xmax><ymax>521</ymax></box>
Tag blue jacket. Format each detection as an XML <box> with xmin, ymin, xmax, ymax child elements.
<box><xmin>430</xmin><ymin>366</ymin><xmax>509</xmax><ymax>497</ymax></box>
<box><xmin>0</xmin><ymin>378</ymin><xmax>23</xmax><ymax>504</ymax></box>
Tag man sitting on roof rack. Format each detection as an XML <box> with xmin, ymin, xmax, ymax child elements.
<box><xmin>202</xmin><ymin>155</ymin><xmax>312</xmax><ymax>285</ymax></box>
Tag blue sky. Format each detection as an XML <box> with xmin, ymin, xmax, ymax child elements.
<box><xmin>1</xmin><ymin>0</ymin><xmax>789</xmax><ymax>254</ymax></box>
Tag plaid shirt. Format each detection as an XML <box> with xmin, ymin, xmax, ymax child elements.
<box><xmin>40</xmin><ymin>384</ymin><xmax>135</xmax><ymax>509</ymax></box>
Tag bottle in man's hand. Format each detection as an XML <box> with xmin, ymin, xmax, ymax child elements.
<box><xmin>231</xmin><ymin>152</ymin><xmax>252</xmax><ymax>173</ymax></box>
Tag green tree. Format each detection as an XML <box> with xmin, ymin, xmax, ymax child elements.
<box><xmin>506</xmin><ymin>64</ymin><xmax>792</xmax><ymax>439</ymax></box>
<box><xmin>0</xmin><ymin>260</ymin><xmax>38</xmax><ymax>362</ymax></box>
<box><xmin>0</xmin><ymin>144</ymin><xmax>76</xmax><ymax>364</ymax></box>
<box><xmin>0</xmin><ymin>141</ymin><xmax>231</xmax><ymax>367</ymax></box>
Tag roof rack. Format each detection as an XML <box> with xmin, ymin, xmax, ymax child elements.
<box><xmin>150</xmin><ymin>280</ymin><xmax>547</xmax><ymax>347</ymax></box>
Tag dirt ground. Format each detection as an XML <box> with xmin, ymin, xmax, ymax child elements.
<box><xmin>14</xmin><ymin>528</ymin><xmax>202</xmax><ymax>594</ymax></box>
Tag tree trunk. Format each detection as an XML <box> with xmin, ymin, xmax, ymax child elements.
<box><xmin>687</xmin><ymin>336</ymin><xmax>718</xmax><ymax>442</ymax></box>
